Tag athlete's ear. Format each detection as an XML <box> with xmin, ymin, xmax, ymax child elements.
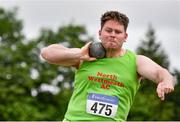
<box><xmin>124</xmin><ymin>33</ymin><xmax>128</xmax><ymax>42</ymax></box>
<box><xmin>99</xmin><ymin>30</ymin><xmax>102</xmax><ymax>40</ymax></box>
<box><xmin>99</xmin><ymin>30</ymin><xmax>102</xmax><ymax>36</ymax></box>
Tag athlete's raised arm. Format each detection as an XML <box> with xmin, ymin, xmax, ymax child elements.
<box><xmin>40</xmin><ymin>42</ymin><xmax>96</xmax><ymax>68</ymax></box>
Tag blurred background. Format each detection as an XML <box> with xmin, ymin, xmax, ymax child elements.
<box><xmin>0</xmin><ymin>0</ymin><xmax>180</xmax><ymax>120</ymax></box>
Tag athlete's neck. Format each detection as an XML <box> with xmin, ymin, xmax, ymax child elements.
<box><xmin>106</xmin><ymin>48</ymin><xmax>126</xmax><ymax>58</ymax></box>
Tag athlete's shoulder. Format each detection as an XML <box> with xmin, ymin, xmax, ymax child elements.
<box><xmin>125</xmin><ymin>49</ymin><xmax>137</xmax><ymax>58</ymax></box>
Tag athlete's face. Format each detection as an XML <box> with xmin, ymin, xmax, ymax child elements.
<box><xmin>99</xmin><ymin>20</ymin><xmax>128</xmax><ymax>50</ymax></box>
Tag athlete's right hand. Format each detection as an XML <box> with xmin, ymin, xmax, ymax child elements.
<box><xmin>80</xmin><ymin>42</ymin><xmax>97</xmax><ymax>61</ymax></box>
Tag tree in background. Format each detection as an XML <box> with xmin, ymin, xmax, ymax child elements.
<box><xmin>128</xmin><ymin>25</ymin><xmax>180</xmax><ymax>120</ymax></box>
<box><xmin>0</xmin><ymin>7</ymin><xmax>92</xmax><ymax>120</ymax></box>
<box><xmin>168</xmin><ymin>69</ymin><xmax>180</xmax><ymax>120</ymax></box>
<box><xmin>1</xmin><ymin>7</ymin><xmax>180</xmax><ymax>121</ymax></box>
<box><xmin>0</xmin><ymin>7</ymin><xmax>33</xmax><ymax>120</ymax></box>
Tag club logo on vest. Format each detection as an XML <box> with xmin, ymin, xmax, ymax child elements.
<box><xmin>88</xmin><ymin>72</ymin><xmax>125</xmax><ymax>90</ymax></box>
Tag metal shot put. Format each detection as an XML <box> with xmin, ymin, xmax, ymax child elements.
<box><xmin>89</xmin><ymin>42</ymin><xmax>106</xmax><ymax>59</ymax></box>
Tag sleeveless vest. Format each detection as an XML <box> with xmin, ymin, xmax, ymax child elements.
<box><xmin>64</xmin><ymin>50</ymin><xmax>140</xmax><ymax>121</ymax></box>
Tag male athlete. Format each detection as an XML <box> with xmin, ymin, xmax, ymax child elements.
<box><xmin>41</xmin><ymin>11</ymin><xmax>175</xmax><ymax>121</ymax></box>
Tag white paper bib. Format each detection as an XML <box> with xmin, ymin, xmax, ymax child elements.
<box><xmin>86</xmin><ymin>93</ymin><xmax>119</xmax><ymax>118</ymax></box>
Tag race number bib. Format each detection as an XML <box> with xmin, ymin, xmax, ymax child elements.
<box><xmin>86</xmin><ymin>93</ymin><xmax>119</xmax><ymax>118</ymax></box>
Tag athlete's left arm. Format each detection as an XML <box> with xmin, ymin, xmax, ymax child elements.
<box><xmin>137</xmin><ymin>55</ymin><xmax>175</xmax><ymax>101</ymax></box>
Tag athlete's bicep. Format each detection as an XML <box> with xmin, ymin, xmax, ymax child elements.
<box><xmin>137</xmin><ymin>55</ymin><xmax>162</xmax><ymax>83</ymax></box>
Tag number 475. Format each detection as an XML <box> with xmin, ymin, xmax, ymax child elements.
<box><xmin>91</xmin><ymin>102</ymin><xmax>112</xmax><ymax>116</ymax></box>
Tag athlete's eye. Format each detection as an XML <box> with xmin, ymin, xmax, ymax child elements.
<box><xmin>115</xmin><ymin>30</ymin><xmax>122</xmax><ymax>34</ymax></box>
<box><xmin>105</xmin><ymin>29</ymin><xmax>112</xmax><ymax>33</ymax></box>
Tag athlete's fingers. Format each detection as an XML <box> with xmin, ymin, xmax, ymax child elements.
<box><xmin>80</xmin><ymin>54</ymin><xmax>96</xmax><ymax>61</ymax></box>
<box><xmin>80</xmin><ymin>54</ymin><xmax>89</xmax><ymax>60</ymax></box>
<box><xmin>162</xmin><ymin>81</ymin><xmax>174</xmax><ymax>94</ymax></box>
<box><xmin>156</xmin><ymin>83</ymin><xmax>165</xmax><ymax>101</ymax></box>
<box><xmin>88</xmin><ymin>57</ymin><xmax>97</xmax><ymax>61</ymax></box>
<box><xmin>160</xmin><ymin>92</ymin><xmax>165</xmax><ymax>101</ymax></box>
<box><xmin>164</xmin><ymin>88</ymin><xmax>172</xmax><ymax>94</ymax></box>
<box><xmin>157</xmin><ymin>90</ymin><xmax>165</xmax><ymax>100</ymax></box>
<box><xmin>81</xmin><ymin>42</ymin><xmax>92</xmax><ymax>52</ymax></box>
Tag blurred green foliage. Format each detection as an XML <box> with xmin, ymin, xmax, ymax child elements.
<box><xmin>128</xmin><ymin>25</ymin><xmax>180</xmax><ymax>121</ymax></box>
<box><xmin>0</xmin><ymin>7</ymin><xmax>179</xmax><ymax>121</ymax></box>
<box><xmin>0</xmin><ymin>7</ymin><xmax>90</xmax><ymax>120</ymax></box>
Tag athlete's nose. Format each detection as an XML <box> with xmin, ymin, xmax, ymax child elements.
<box><xmin>109</xmin><ymin>31</ymin><xmax>116</xmax><ymax>38</ymax></box>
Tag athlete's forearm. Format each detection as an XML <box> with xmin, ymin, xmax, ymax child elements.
<box><xmin>40</xmin><ymin>44</ymin><xmax>81</xmax><ymax>66</ymax></box>
<box><xmin>156</xmin><ymin>68</ymin><xmax>174</xmax><ymax>84</ymax></box>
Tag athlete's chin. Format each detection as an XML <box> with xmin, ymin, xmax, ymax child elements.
<box><xmin>105</xmin><ymin>45</ymin><xmax>119</xmax><ymax>49</ymax></box>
